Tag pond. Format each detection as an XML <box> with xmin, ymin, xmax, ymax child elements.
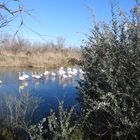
<box><xmin>0</xmin><ymin>67</ymin><xmax>82</xmax><ymax>124</ymax></box>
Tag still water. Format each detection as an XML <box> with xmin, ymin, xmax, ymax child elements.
<box><xmin>0</xmin><ymin>67</ymin><xmax>81</xmax><ymax>123</ymax></box>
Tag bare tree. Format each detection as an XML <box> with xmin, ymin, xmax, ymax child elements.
<box><xmin>0</xmin><ymin>0</ymin><xmax>25</xmax><ymax>31</ymax></box>
<box><xmin>0</xmin><ymin>0</ymin><xmax>47</xmax><ymax>47</ymax></box>
<box><xmin>57</xmin><ymin>36</ymin><xmax>66</xmax><ymax>49</ymax></box>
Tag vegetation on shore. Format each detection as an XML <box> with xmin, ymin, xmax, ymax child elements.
<box><xmin>0</xmin><ymin>0</ymin><xmax>82</xmax><ymax>69</ymax></box>
<box><xmin>0</xmin><ymin>35</ymin><xmax>81</xmax><ymax>68</ymax></box>
<box><xmin>0</xmin><ymin>0</ymin><xmax>140</xmax><ymax>140</ymax></box>
<box><xmin>78</xmin><ymin>2</ymin><xmax>140</xmax><ymax>139</ymax></box>
<box><xmin>28</xmin><ymin>1</ymin><xmax>139</xmax><ymax>140</ymax></box>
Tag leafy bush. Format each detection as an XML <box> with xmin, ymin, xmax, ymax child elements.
<box><xmin>28</xmin><ymin>101</ymin><xmax>83</xmax><ymax>140</ymax></box>
<box><xmin>78</xmin><ymin>1</ymin><xmax>140</xmax><ymax>139</ymax></box>
<box><xmin>47</xmin><ymin>101</ymin><xmax>82</xmax><ymax>140</ymax></box>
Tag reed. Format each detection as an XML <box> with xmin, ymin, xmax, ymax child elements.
<box><xmin>0</xmin><ymin>35</ymin><xmax>81</xmax><ymax>68</ymax></box>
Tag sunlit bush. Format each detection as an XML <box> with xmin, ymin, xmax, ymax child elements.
<box><xmin>78</xmin><ymin>1</ymin><xmax>140</xmax><ymax>139</ymax></box>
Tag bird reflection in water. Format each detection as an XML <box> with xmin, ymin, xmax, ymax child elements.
<box><xmin>51</xmin><ymin>76</ymin><xmax>56</xmax><ymax>82</ymax></box>
<box><xmin>58</xmin><ymin>76</ymin><xmax>70</xmax><ymax>89</ymax></box>
<box><xmin>34</xmin><ymin>80</ymin><xmax>40</xmax><ymax>87</ymax></box>
<box><xmin>19</xmin><ymin>81</ymin><xmax>28</xmax><ymax>94</ymax></box>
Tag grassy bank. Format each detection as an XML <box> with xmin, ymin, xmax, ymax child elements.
<box><xmin>0</xmin><ymin>51</ymin><xmax>81</xmax><ymax>68</ymax></box>
<box><xmin>0</xmin><ymin>35</ymin><xmax>81</xmax><ymax>68</ymax></box>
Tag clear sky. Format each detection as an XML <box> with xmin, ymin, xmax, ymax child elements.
<box><xmin>1</xmin><ymin>0</ymin><xmax>137</xmax><ymax>46</ymax></box>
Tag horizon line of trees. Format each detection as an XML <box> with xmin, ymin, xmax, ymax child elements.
<box><xmin>0</xmin><ymin>33</ymin><xmax>81</xmax><ymax>56</ymax></box>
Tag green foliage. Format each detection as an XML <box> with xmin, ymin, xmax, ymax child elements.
<box><xmin>0</xmin><ymin>93</ymin><xmax>43</xmax><ymax>140</ymax></box>
<box><xmin>47</xmin><ymin>101</ymin><xmax>82</xmax><ymax>140</ymax></box>
<box><xmin>28</xmin><ymin>100</ymin><xmax>83</xmax><ymax>140</ymax></box>
<box><xmin>0</xmin><ymin>124</ymin><xmax>14</xmax><ymax>140</ymax></box>
<box><xmin>28</xmin><ymin>118</ymin><xmax>47</xmax><ymax>140</ymax></box>
<box><xmin>78</xmin><ymin>1</ymin><xmax>140</xmax><ymax>139</ymax></box>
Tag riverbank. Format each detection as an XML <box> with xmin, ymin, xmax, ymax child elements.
<box><xmin>0</xmin><ymin>36</ymin><xmax>81</xmax><ymax>69</ymax></box>
<box><xmin>0</xmin><ymin>51</ymin><xmax>81</xmax><ymax>69</ymax></box>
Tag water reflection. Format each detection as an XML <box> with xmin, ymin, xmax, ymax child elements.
<box><xmin>19</xmin><ymin>81</ymin><xmax>29</xmax><ymax>93</ymax></box>
<box><xmin>0</xmin><ymin>67</ymin><xmax>82</xmax><ymax>139</ymax></box>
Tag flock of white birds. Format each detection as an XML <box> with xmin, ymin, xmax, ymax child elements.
<box><xmin>19</xmin><ymin>67</ymin><xmax>84</xmax><ymax>81</ymax></box>
<box><xmin>0</xmin><ymin>67</ymin><xmax>85</xmax><ymax>84</ymax></box>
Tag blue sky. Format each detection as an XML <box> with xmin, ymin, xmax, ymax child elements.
<box><xmin>1</xmin><ymin>0</ymin><xmax>136</xmax><ymax>46</ymax></box>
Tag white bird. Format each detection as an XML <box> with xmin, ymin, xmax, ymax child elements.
<box><xmin>39</xmin><ymin>73</ymin><xmax>43</xmax><ymax>77</ymax></box>
<box><xmin>72</xmin><ymin>68</ymin><xmax>78</xmax><ymax>75</ymax></box>
<box><xmin>73</xmin><ymin>68</ymin><xmax>77</xmax><ymax>72</ymax></box>
<box><xmin>44</xmin><ymin>70</ymin><xmax>49</xmax><ymax>76</ymax></box>
<box><xmin>35</xmin><ymin>75</ymin><xmax>42</xmax><ymax>79</ymax></box>
<box><xmin>58</xmin><ymin>69</ymin><xmax>66</xmax><ymax>75</ymax></box>
<box><xmin>58</xmin><ymin>71</ymin><xmax>63</xmax><ymax>77</ymax></box>
<box><xmin>68</xmin><ymin>74</ymin><xmax>72</xmax><ymax>78</ymax></box>
<box><xmin>67</xmin><ymin>70</ymin><xmax>73</xmax><ymax>75</ymax></box>
<box><xmin>34</xmin><ymin>72</ymin><xmax>42</xmax><ymax>79</ymax></box>
<box><xmin>19</xmin><ymin>72</ymin><xmax>26</xmax><ymax>81</ymax></box>
<box><xmin>67</xmin><ymin>67</ymin><xmax>72</xmax><ymax>71</ymax></box>
<box><xmin>32</xmin><ymin>72</ymin><xmax>36</xmax><ymax>78</ymax></box>
<box><xmin>0</xmin><ymin>80</ymin><xmax>3</xmax><ymax>84</ymax></box>
<box><xmin>22</xmin><ymin>72</ymin><xmax>30</xmax><ymax>79</ymax></box>
<box><xmin>62</xmin><ymin>74</ymin><xmax>68</xmax><ymax>79</ymax></box>
<box><xmin>51</xmin><ymin>72</ymin><xmax>56</xmax><ymax>76</ymax></box>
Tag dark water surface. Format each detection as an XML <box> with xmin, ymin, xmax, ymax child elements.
<box><xmin>0</xmin><ymin>67</ymin><xmax>81</xmax><ymax>123</ymax></box>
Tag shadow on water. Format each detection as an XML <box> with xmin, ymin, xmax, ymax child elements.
<box><xmin>0</xmin><ymin>67</ymin><xmax>81</xmax><ymax>139</ymax></box>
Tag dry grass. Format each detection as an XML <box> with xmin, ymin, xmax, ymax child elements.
<box><xmin>0</xmin><ymin>35</ymin><xmax>81</xmax><ymax>68</ymax></box>
<box><xmin>0</xmin><ymin>51</ymin><xmax>81</xmax><ymax>68</ymax></box>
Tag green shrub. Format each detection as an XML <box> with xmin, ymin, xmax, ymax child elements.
<box><xmin>47</xmin><ymin>101</ymin><xmax>82</xmax><ymax>140</ymax></box>
<box><xmin>78</xmin><ymin>1</ymin><xmax>140</xmax><ymax>139</ymax></box>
